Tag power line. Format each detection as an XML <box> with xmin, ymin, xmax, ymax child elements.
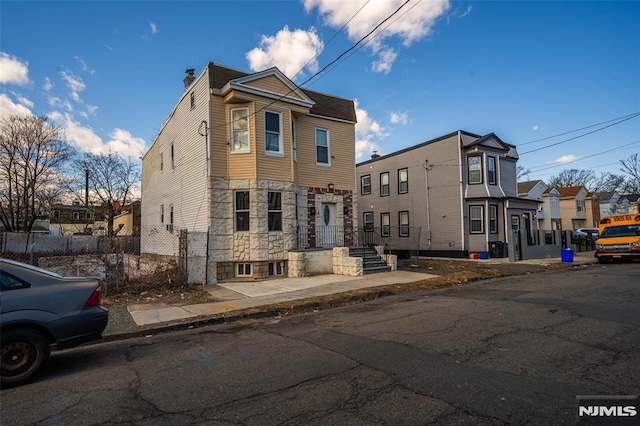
<box><xmin>519</xmin><ymin>113</ymin><xmax>640</xmax><ymax>155</ymax></box>
<box><xmin>526</xmin><ymin>139</ymin><xmax>640</xmax><ymax>173</ymax></box>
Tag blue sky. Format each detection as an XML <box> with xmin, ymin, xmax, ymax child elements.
<box><xmin>1</xmin><ymin>0</ymin><xmax>638</xmax><ymax>183</ymax></box>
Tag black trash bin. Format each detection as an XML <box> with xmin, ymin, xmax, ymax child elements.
<box><xmin>489</xmin><ymin>241</ymin><xmax>506</xmax><ymax>258</ymax></box>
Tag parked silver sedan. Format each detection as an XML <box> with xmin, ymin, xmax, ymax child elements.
<box><xmin>0</xmin><ymin>258</ymin><xmax>108</xmax><ymax>388</ymax></box>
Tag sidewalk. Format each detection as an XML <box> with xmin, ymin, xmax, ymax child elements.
<box><xmin>120</xmin><ymin>250</ymin><xmax>597</xmax><ymax>333</ymax></box>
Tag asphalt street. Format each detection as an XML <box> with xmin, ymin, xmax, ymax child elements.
<box><xmin>1</xmin><ymin>263</ymin><xmax>638</xmax><ymax>425</ymax></box>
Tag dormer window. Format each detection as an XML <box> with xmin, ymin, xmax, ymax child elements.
<box><xmin>468</xmin><ymin>155</ymin><xmax>482</xmax><ymax>184</ymax></box>
<box><xmin>231</xmin><ymin>108</ymin><xmax>250</xmax><ymax>153</ymax></box>
<box><xmin>487</xmin><ymin>156</ymin><xmax>496</xmax><ymax>185</ymax></box>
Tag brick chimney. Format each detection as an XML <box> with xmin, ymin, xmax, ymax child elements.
<box><xmin>183</xmin><ymin>69</ymin><xmax>195</xmax><ymax>90</ymax></box>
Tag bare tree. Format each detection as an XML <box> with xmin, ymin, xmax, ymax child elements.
<box><xmin>547</xmin><ymin>169</ymin><xmax>595</xmax><ymax>189</ymax></box>
<box><xmin>516</xmin><ymin>165</ymin><xmax>531</xmax><ymax>181</ymax></box>
<box><xmin>0</xmin><ymin>115</ymin><xmax>74</xmax><ymax>232</ymax></box>
<box><xmin>619</xmin><ymin>153</ymin><xmax>640</xmax><ymax>194</ymax></box>
<box><xmin>74</xmin><ymin>152</ymin><xmax>141</xmax><ymax>236</ymax></box>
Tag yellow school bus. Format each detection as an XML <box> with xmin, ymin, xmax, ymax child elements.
<box><xmin>595</xmin><ymin>214</ymin><xmax>640</xmax><ymax>263</ymax></box>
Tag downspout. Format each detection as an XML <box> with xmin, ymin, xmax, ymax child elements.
<box><xmin>424</xmin><ymin>160</ymin><xmax>432</xmax><ymax>249</ymax></box>
<box><xmin>457</xmin><ymin>131</ymin><xmax>466</xmax><ymax>252</ymax></box>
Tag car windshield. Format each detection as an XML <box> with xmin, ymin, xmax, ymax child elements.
<box><xmin>600</xmin><ymin>225</ymin><xmax>640</xmax><ymax>238</ymax></box>
<box><xmin>0</xmin><ymin>259</ymin><xmax>64</xmax><ymax>278</ymax></box>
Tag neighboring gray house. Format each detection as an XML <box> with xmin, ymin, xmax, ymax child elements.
<box><xmin>518</xmin><ymin>180</ymin><xmax>562</xmax><ymax>231</ymax></box>
<box><xmin>356</xmin><ymin>130</ymin><xmax>539</xmax><ymax>258</ymax></box>
<box><xmin>596</xmin><ymin>191</ymin><xmax>626</xmax><ymax>218</ymax></box>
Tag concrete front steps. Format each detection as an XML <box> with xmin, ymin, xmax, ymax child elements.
<box><xmin>349</xmin><ymin>246</ymin><xmax>392</xmax><ymax>274</ymax></box>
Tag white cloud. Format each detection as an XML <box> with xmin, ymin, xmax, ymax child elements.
<box><xmin>49</xmin><ymin>112</ymin><xmax>145</xmax><ymax>158</ymax></box>
<box><xmin>13</xmin><ymin>92</ymin><xmax>34</xmax><ymax>109</ymax></box>
<box><xmin>75</xmin><ymin>56</ymin><xmax>96</xmax><ymax>75</ymax></box>
<box><xmin>0</xmin><ymin>52</ymin><xmax>30</xmax><ymax>86</ymax></box>
<box><xmin>80</xmin><ymin>105</ymin><xmax>99</xmax><ymax>119</ymax></box>
<box><xmin>49</xmin><ymin>111</ymin><xmax>104</xmax><ymax>154</ymax></box>
<box><xmin>390</xmin><ymin>110</ymin><xmax>409</xmax><ymax>125</ymax></box>
<box><xmin>304</xmin><ymin>0</ymin><xmax>449</xmax><ymax>73</ymax></box>
<box><xmin>150</xmin><ymin>22</ymin><xmax>158</xmax><ymax>34</ymax></box>
<box><xmin>43</xmin><ymin>76</ymin><xmax>53</xmax><ymax>92</ymax></box>
<box><xmin>48</xmin><ymin>96</ymin><xmax>73</xmax><ymax>112</ymax></box>
<box><xmin>532</xmin><ymin>125</ymin><xmax>539</xmax><ymax>131</ymax></box>
<box><xmin>246</xmin><ymin>26</ymin><xmax>324</xmax><ymax>80</ymax></box>
<box><xmin>105</xmin><ymin>128</ymin><xmax>146</xmax><ymax>158</ymax></box>
<box><xmin>0</xmin><ymin>93</ymin><xmax>32</xmax><ymax>117</ymax></box>
<box><xmin>354</xmin><ymin>99</ymin><xmax>386</xmax><ymax>160</ymax></box>
<box><xmin>61</xmin><ymin>70</ymin><xmax>86</xmax><ymax>94</ymax></box>
<box><xmin>552</xmin><ymin>154</ymin><xmax>580</xmax><ymax>164</ymax></box>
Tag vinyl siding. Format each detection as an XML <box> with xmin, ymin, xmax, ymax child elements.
<box><xmin>296</xmin><ymin>116</ymin><xmax>355</xmax><ymax>191</ymax></box>
<box><xmin>141</xmin><ymin>71</ymin><xmax>210</xmax><ymax>250</ymax></box>
<box><xmin>255</xmin><ymin>105</ymin><xmax>294</xmax><ymax>182</ymax></box>
<box><xmin>227</xmin><ymin>102</ymin><xmax>257</xmax><ymax>180</ymax></box>
<box><xmin>243</xmin><ymin>75</ymin><xmax>305</xmax><ymax>101</ymax></box>
<box><xmin>356</xmin><ymin>133</ymin><xmax>463</xmax><ymax>250</ymax></box>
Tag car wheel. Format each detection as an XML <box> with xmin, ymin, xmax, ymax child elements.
<box><xmin>1</xmin><ymin>328</ymin><xmax>51</xmax><ymax>388</ymax></box>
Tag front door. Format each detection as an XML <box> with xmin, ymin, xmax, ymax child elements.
<box><xmin>321</xmin><ymin>203</ymin><xmax>336</xmax><ymax>248</ymax></box>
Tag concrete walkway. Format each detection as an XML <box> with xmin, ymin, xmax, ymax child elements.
<box><xmin>128</xmin><ymin>250</ymin><xmax>599</xmax><ymax>327</ymax></box>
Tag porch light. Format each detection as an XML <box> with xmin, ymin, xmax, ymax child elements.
<box><xmin>328</xmin><ymin>183</ymin><xmax>335</xmax><ymax>192</ymax></box>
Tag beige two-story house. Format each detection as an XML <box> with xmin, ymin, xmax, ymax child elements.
<box><xmin>141</xmin><ymin>63</ymin><xmax>356</xmax><ymax>283</ymax></box>
<box><xmin>356</xmin><ymin>131</ymin><xmax>539</xmax><ymax>258</ymax></box>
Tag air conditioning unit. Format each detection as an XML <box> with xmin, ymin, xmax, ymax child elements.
<box><xmin>166</xmin><ymin>224</ymin><xmax>174</xmax><ymax>232</ymax></box>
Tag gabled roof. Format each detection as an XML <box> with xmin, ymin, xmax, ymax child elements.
<box><xmin>556</xmin><ymin>186</ymin><xmax>586</xmax><ymax>197</ymax></box>
<box><xmin>594</xmin><ymin>191</ymin><xmax>617</xmax><ymax>202</ymax></box>
<box><xmin>518</xmin><ymin>180</ymin><xmax>545</xmax><ymax>194</ymax></box>
<box><xmin>207</xmin><ymin>62</ymin><xmax>356</xmax><ymax>123</ymax></box>
<box><xmin>464</xmin><ymin>132</ymin><xmax>510</xmax><ymax>151</ymax></box>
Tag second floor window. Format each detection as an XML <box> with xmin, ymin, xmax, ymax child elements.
<box><xmin>170</xmin><ymin>143</ymin><xmax>175</xmax><ymax>170</ymax></box>
<box><xmin>316</xmin><ymin>128</ymin><xmax>329</xmax><ymax>165</ymax></box>
<box><xmin>190</xmin><ymin>92</ymin><xmax>195</xmax><ymax>110</ymax></box>
<box><xmin>160</xmin><ymin>152</ymin><xmax>163</xmax><ymax>171</ymax></box>
<box><xmin>380</xmin><ymin>172</ymin><xmax>389</xmax><ymax>196</ymax></box>
<box><xmin>487</xmin><ymin>156</ymin><xmax>496</xmax><ymax>185</ymax></box>
<box><xmin>265</xmin><ymin>111</ymin><xmax>282</xmax><ymax>155</ymax></box>
<box><xmin>235</xmin><ymin>191</ymin><xmax>250</xmax><ymax>231</ymax></box>
<box><xmin>381</xmin><ymin>212</ymin><xmax>390</xmax><ymax>237</ymax></box>
<box><xmin>268</xmin><ymin>191</ymin><xmax>282</xmax><ymax>231</ymax></box>
<box><xmin>231</xmin><ymin>108</ymin><xmax>250</xmax><ymax>153</ymax></box>
<box><xmin>468</xmin><ymin>156</ymin><xmax>482</xmax><ymax>184</ymax></box>
<box><xmin>361</xmin><ymin>175</ymin><xmax>371</xmax><ymax>195</ymax></box>
<box><xmin>576</xmin><ymin>200</ymin><xmax>585</xmax><ymax>212</ymax></box>
<box><xmin>398</xmin><ymin>168</ymin><xmax>408</xmax><ymax>194</ymax></box>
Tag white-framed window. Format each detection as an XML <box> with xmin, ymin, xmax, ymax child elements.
<box><xmin>315</xmin><ymin>128</ymin><xmax>330</xmax><ymax>165</ymax></box>
<box><xmin>73</xmin><ymin>211</ymin><xmax>80</xmax><ymax>221</ymax></box>
<box><xmin>576</xmin><ymin>200</ymin><xmax>585</xmax><ymax>212</ymax></box>
<box><xmin>361</xmin><ymin>175</ymin><xmax>371</xmax><ymax>195</ymax></box>
<box><xmin>171</xmin><ymin>143</ymin><xmax>175</xmax><ymax>170</ymax></box>
<box><xmin>160</xmin><ymin>152</ymin><xmax>163</xmax><ymax>171</ymax></box>
<box><xmin>235</xmin><ymin>190</ymin><xmax>250</xmax><ymax>232</ymax></box>
<box><xmin>490</xmin><ymin>205</ymin><xmax>498</xmax><ymax>234</ymax></box>
<box><xmin>160</xmin><ymin>204</ymin><xmax>164</xmax><ymax>224</ymax></box>
<box><xmin>470</xmin><ymin>205</ymin><xmax>484</xmax><ymax>233</ymax></box>
<box><xmin>264</xmin><ymin>111</ymin><xmax>283</xmax><ymax>155</ymax></box>
<box><xmin>268</xmin><ymin>191</ymin><xmax>282</xmax><ymax>231</ymax></box>
<box><xmin>231</xmin><ymin>107</ymin><xmax>250</xmax><ymax>153</ymax></box>
<box><xmin>468</xmin><ymin>155</ymin><xmax>482</xmax><ymax>184</ymax></box>
<box><xmin>169</xmin><ymin>204</ymin><xmax>174</xmax><ymax>225</ymax></box>
<box><xmin>487</xmin><ymin>156</ymin><xmax>496</xmax><ymax>185</ymax></box>
<box><xmin>236</xmin><ymin>263</ymin><xmax>252</xmax><ymax>277</ymax></box>
<box><xmin>398</xmin><ymin>168</ymin><xmax>408</xmax><ymax>194</ymax></box>
<box><xmin>268</xmin><ymin>262</ymin><xmax>284</xmax><ymax>276</ymax></box>
<box><xmin>399</xmin><ymin>211</ymin><xmax>409</xmax><ymax>237</ymax></box>
<box><xmin>363</xmin><ymin>212</ymin><xmax>374</xmax><ymax>228</ymax></box>
<box><xmin>381</xmin><ymin>212</ymin><xmax>390</xmax><ymax>237</ymax></box>
<box><xmin>380</xmin><ymin>172</ymin><xmax>390</xmax><ymax>197</ymax></box>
